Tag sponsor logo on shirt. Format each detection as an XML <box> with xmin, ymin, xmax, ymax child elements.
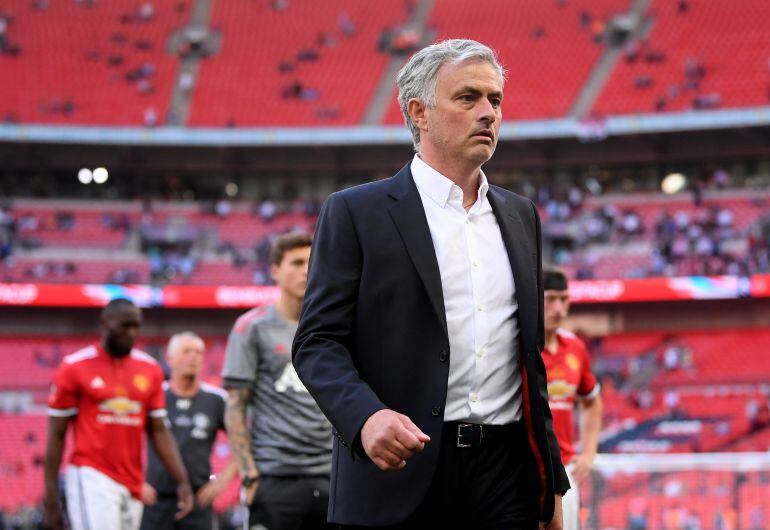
<box><xmin>96</xmin><ymin>396</ymin><xmax>143</xmax><ymax>426</ymax></box>
<box><xmin>547</xmin><ymin>380</ymin><xmax>577</xmax><ymax>400</ymax></box>
<box><xmin>274</xmin><ymin>363</ymin><xmax>309</xmax><ymax>394</ymax></box>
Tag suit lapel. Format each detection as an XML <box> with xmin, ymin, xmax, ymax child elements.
<box><xmin>387</xmin><ymin>167</ymin><xmax>449</xmax><ymax>339</ymax></box>
<box><xmin>487</xmin><ymin>188</ymin><xmax>536</xmax><ymax>349</ymax></box>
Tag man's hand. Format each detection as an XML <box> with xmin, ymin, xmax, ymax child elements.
<box><xmin>42</xmin><ymin>501</ymin><xmax>64</xmax><ymax>530</ymax></box>
<box><xmin>175</xmin><ymin>482</ymin><xmax>194</xmax><ymax>520</ymax></box>
<box><xmin>196</xmin><ymin>476</ymin><xmax>228</xmax><ymax>507</ymax></box>
<box><xmin>360</xmin><ymin>409</ymin><xmax>430</xmax><ymax>471</ymax></box>
<box><xmin>570</xmin><ymin>452</ymin><xmax>595</xmax><ymax>483</ymax></box>
<box><xmin>141</xmin><ymin>482</ymin><xmax>158</xmax><ymax>506</ymax></box>
<box><xmin>540</xmin><ymin>494</ymin><xmax>563</xmax><ymax>530</ymax></box>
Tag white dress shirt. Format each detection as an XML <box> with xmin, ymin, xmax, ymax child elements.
<box><xmin>411</xmin><ymin>155</ymin><xmax>522</xmax><ymax>424</ymax></box>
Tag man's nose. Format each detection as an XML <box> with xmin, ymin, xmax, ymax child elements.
<box><xmin>478</xmin><ymin>99</ymin><xmax>497</xmax><ymax>124</ymax></box>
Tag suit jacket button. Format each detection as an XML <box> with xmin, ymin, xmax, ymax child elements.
<box><xmin>439</xmin><ymin>350</ymin><xmax>448</xmax><ymax>362</ymax></box>
<box><xmin>431</xmin><ymin>406</ymin><xmax>442</xmax><ymax>417</ymax></box>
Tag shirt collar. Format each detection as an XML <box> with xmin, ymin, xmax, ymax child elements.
<box><xmin>410</xmin><ymin>154</ymin><xmax>489</xmax><ymax>208</ymax></box>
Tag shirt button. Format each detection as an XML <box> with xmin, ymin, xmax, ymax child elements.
<box><xmin>476</xmin><ymin>304</ymin><xmax>483</xmax><ymax>312</ymax></box>
<box><xmin>439</xmin><ymin>350</ymin><xmax>448</xmax><ymax>362</ymax></box>
<box><xmin>470</xmin><ymin>393</ymin><xmax>479</xmax><ymax>403</ymax></box>
<box><xmin>477</xmin><ymin>348</ymin><xmax>486</xmax><ymax>359</ymax></box>
<box><xmin>472</xmin><ymin>260</ymin><xmax>479</xmax><ymax>268</ymax></box>
<box><xmin>431</xmin><ymin>405</ymin><xmax>443</xmax><ymax>417</ymax></box>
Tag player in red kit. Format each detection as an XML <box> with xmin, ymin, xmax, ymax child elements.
<box><xmin>43</xmin><ymin>298</ymin><xmax>193</xmax><ymax>530</ymax></box>
<box><xmin>542</xmin><ymin>267</ymin><xmax>603</xmax><ymax>530</ymax></box>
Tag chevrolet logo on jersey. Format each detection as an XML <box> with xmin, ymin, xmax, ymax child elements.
<box><xmin>99</xmin><ymin>396</ymin><xmax>142</xmax><ymax>415</ymax></box>
<box><xmin>547</xmin><ymin>380</ymin><xmax>576</xmax><ymax>400</ymax></box>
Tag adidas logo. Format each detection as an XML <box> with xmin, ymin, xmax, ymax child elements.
<box><xmin>90</xmin><ymin>376</ymin><xmax>106</xmax><ymax>389</ymax></box>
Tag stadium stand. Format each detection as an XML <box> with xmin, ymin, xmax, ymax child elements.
<box><xmin>0</xmin><ymin>335</ymin><xmax>227</xmax><ymax>389</ymax></box>
<box><xmin>2</xmin><ymin>185</ymin><xmax>768</xmax><ymax>285</ymax></box>
<box><xmin>594</xmin><ymin>329</ymin><xmax>770</xmax><ymax>454</ymax></box>
<box><xmin>188</xmin><ymin>0</ymin><xmax>411</xmax><ymax>126</ymax></box>
<box><xmin>383</xmin><ymin>0</ymin><xmax>631</xmax><ymax>124</ymax></box>
<box><xmin>593</xmin><ymin>0</ymin><xmax>770</xmax><ymax>115</ymax></box>
<box><xmin>583</xmin><ymin>467</ymin><xmax>770</xmax><ymax>530</ymax></box>
<box><xmin>0</xmin><ymin>0</ymin><xmax>189</xmax><ymax>125</ymax></box>
<box><xmin>2</xmin><ymin>0</ymin><xmax>770</xmax><ymax>128</ymax></box>
<box><xmin>552</xmin><ymin>188</ymin><xmax>770</xmax><ymax>279</ymax></box>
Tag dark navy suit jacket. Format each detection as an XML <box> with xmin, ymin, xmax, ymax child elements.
<box><xmin>293</xmin><ymin>163</ymin><xmax>570</xmax><ymax>526</ymax></box>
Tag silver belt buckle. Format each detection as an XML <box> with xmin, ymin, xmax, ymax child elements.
<box><xmin>456</xmin><ymin>423</ymin><xmax>482</xmax><ymax>448</ymax></box>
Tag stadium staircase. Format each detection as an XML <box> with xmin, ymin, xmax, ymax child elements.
<box><xmin>569</xmin><ymin>0</ymin><xmax>654</xmax><ymax>117</ymax></box>
<box><xmin>165</xmin><ymin>0</ymin><xmax>217</xmax><ymax>125</ymax></box>
<box><xmin>361</xmin><ymin>0</ymin><xmax>436</xmax><ymax>125</ymax></box>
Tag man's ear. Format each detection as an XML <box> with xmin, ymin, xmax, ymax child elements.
<box><xmin>407</xmin><ymin>98</ymin><xmax>428</xmax><ymax>134</ymax></box>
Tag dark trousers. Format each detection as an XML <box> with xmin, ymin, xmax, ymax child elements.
<box><xmin>343</xmin><ymin>422</ymin><xmax>540</xmax><ymax>530</ymax></box>
<box><xmin>250</xmin><ymin>475</ymin><xmax>333</xmax><ymax>530</ymax></box>
<box><xmin>139</xmin><ymin>495</ymin><xmax>213</xmax><ymax>530</ymax></box>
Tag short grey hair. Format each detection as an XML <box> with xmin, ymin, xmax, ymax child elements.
<box><xmin>167</xmin><ymin>331</ymin><xmax>205</xmax><ymax>356</ymax></box>
<box><xmin>396</xmin><ymin>39</ymin><xmax>505</xmax><ymax>152</ymax></box>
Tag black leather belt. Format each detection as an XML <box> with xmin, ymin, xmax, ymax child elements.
<box><xmin>442</xmin><ymin>421</ymin><xmax>522</xmax><ymax>448</ymax></box>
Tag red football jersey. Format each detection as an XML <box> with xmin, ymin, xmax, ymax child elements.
<box><xmin>47</xmin><ymin>344</ymin><xmax>166</xmax><ymax>498</ymax></box>
<box><xmin>542</xmin><ymin>329</ymin><xmax>599</xmax><ymax>463</ymax></box>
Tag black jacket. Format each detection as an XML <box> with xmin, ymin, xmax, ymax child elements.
<box><xmin>293</xmin><ymin>163</ymin><xmax>570</xmax><ymax>526</ymax></box>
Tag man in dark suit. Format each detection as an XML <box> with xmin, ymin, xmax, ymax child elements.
<box><xmin>293</xmin><ymin>39</ymin><xmax>569</xmax><ymax>529</ymax></box>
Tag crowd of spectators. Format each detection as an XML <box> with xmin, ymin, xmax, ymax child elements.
<box><xmin>2</xmin><ymin>174</ymin><xmax>768</xmax><ymax>285</ymax></box>
<box><xmin>532</xmin><ymin>171</ymin><xmax>770</xmax><ymax>280</ymax></box>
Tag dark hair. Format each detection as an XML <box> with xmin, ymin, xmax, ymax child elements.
<box><xmin>101</xmin><ymin>297</ymin><xmax>137</xmax><ymax>317</ymax></box>
<box><xmin>543</xmin><ymin>265</ymin><xmax>569</xmax><ymax>291</ymax></box>
<box><xmin>270</xmin><ymin>232</ymin><xmax>313</xmax><ymax>266</ymax></box>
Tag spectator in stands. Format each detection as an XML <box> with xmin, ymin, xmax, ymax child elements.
<box><xmin>271</xmin><ymin>0</ymin><xmax>289</xmax><ymax>12</ymax></box>
<box><xmin>627</xmin><ymin>497</ymin><xmax>649</xmax><ymax>530</ymax></box>
<box><xmin>138</xmin><ymin>2</ymin><xmax>154</xmax><ymax>21</ymax></box>
<box><xmin>620</xmin><ymin>210</ymin><xmax>643</xmax><ymax>241</ymax></box>
<box><xmin>579</xmin><ymin>10</ymin><xmax>591</xmax><ymax>28</ymax></box>
<box><xmin>296</xmin><ymin>48</ymin><xmax>319</xmax><ymax>62</ymax></box>
<box><xmin>541</xmin><ymin>266</ymin><xmax>603</xmax><ymax>530</ymax></box>
<box><xmin>338</xmin><ymin>11</ymin><xmax>356</xmax><ymax>37</ymax></box>
<box><xmin>54</xmin><ymin>211</ymin><xmax>74</xmax><ymax>231</ymax></box>
<box><xmin>215</xmin><ymin>199</ymin><xmax>231</xmax><ymax>218</ymax></box>
<box><xmin>624</xmin><ymin>40</ymin><xmax>640</xmax><ymax>63</ymax></box>
<box><xmin>43</xmin><ymin>298</ymin><xmax>193</xmax><ymax>530</ymax></box>
<box><xmin>144</xmin><ymin>107</ymin><xmax>158</xmax><ymax>127</ymax></box>
<box><xmin>257</xmin><ymin>198</ymin><xmax>277</xmax><ymax>222</ymax></box>
<box><xmin>0</xmin><ymin>15</ymin><xmax>7</xmax><ymax>48</ymax></box>
<box><xmin>223</xmin><ymin>233</ymin><xmax>332</xmax><ymax>530</ymax></box>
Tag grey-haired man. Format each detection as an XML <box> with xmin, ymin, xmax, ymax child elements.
<box><xmin>293</xmin><ymin>39</ymin><xmax>569</xmax><ymax>529</ymax></box>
